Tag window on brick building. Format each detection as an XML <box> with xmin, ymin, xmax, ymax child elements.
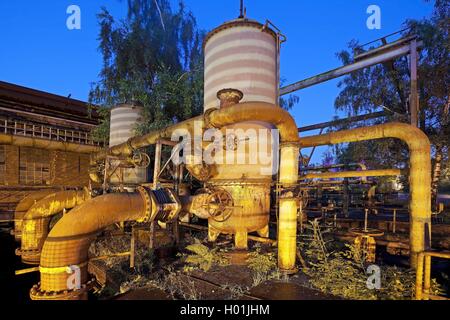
<box><xmin>19</xmin><ymin>148</ymin><xmax>50</xmax><ymax>185</ymax></box>
<box><xmin>0</xmin><ymin>146</ymin><xmax>5</xmax><ymax>185</ymax></box>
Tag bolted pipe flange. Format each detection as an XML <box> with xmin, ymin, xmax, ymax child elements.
<box><xmin>30</xmin><ymin>278</ymin><xmax>96</xmax><ymax>301</ymax></box>
<box><xmin>136</xmin><ymin>186</ymin><xmax>155</xmax><ymax>223</ymax></box>
<box><xmin>203</xmin><ymin>107</ymin><xmax>219</xmax><ymax>129</ymax></box>
<box><xmin>217</xmin><ymin>88</ymin><xmax>244</xmax><ymax>108</ymax></box>
<box><xmin>20</xmin><ymin>248</ymin><xmax>42</xmax><ymax>265</ymax></box>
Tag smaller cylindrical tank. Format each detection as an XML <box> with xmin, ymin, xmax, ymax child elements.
<box><xmin>109</xmin><ymin>103</ymin><xmax>147</xmax><ymax>185</ymax></box>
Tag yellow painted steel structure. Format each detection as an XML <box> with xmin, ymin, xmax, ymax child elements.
<box><xmin>415</xmin><ymin>250</ymin><xmax>450</xmax><ymax>300</ymax></box>
<box><xmin>23</xmin><ymin>13</ymin><xmax>435</xmax><ymax>300</ymax></box>
<box><xmin>19</xmin><ymin>189</ymin><xmax>90</xmax><ymax>264</ymax></box>
<box><xmin>0</xmin><ymin>133</ymin><xmax>100</xmax><ymax>154</ymax></box>
<box><xmin>93</xmin><ymin>101</ymin><xmax>300</xmax><ymax>267</ymax></box>
<box><xmin>299</xmin><ymin>122</ymin><xmax>432</xmax><ymax>268</ymax></box>
<box><xmin>31</xmin><ymin>101</ymin><xmax>300</xmax><ymax>299</ymax></box>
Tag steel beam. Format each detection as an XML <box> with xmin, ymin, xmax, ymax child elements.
<box><xmin>280</xmin><ymin>40</ymin><xmax>423</xmax><ymax>96</ymax></box>
<box><xmin>298</xmin><ymin>111</ymin><xmax>388</xmax><ymax>133</ymax></box>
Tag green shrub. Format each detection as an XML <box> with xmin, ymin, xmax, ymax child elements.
<box><xmin>183</xmin><ymin>239</ymin><xmax>229</xmax><ymax>272</ymax></box>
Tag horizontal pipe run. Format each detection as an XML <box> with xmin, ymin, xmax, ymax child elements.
<box><xmin>280</xmin><ymin>40</ymin><xmax>423</xmax><ymax>95</ymax></box>
<box><xmin>298</xmin><ymin>122</ymin><xmax>431</xmax><ymax>268</ymax></box>
<box><xmin>298</xmin><ymin>111</ymin><xmax>389</xmax><ymax>133</ymax></box>
<box><xmin>92</xmin><ymin>115</ymin><xmax>204</xmax><ymax>163</ymax></box>
<box><xmin>206</xmin><ymin>102</ymin><xmax>299</xmax><ymax>143</ymax></box>
<box><xmin>0</xmin><ymin>133</ymin><xmax>100</xmax><ymax>153</ymax></box>
<box><xmin>300</xmin><ymin>169</ymin><xmax>403</xmax><ymax>180</ymax></box>
<box><xmin>92</xmin><ymin>101</ymin><xmax>299</xmax><ymax>163</ymax></box>
<box><xmin>15</xmin><ymin>267</ymin><xmax>40</xmax><ymax>275</ymax></box>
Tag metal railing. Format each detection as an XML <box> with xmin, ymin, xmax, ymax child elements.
<box><xmin>416</xmin><ymin>250</ymin><xmax>450</xmax><ymax>300</ymax></box>
<box><xmin>0</xmin><ymin>118</ymin><xmax>102</xmax><ymax>146</ymax></box>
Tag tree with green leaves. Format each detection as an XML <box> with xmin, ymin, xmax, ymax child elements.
<box><xmin>331</xmin><ymin>0</ymin><xmax>449</xmax><ymax>206</ymax></box>
<box><xmin>89</xmin><ymin>0</ymin><xmax>205</xmax><ymax>144</ymax></box>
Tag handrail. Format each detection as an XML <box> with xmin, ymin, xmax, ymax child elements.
<box><xmin>0</xmin><ymin>118</ymin><xmax>102</xmax><ymax>147</ymax></box>
<box><xmin>415</xmin><ymin>250</ymin><xmax>450</xmax><ymax>300</ymax></box>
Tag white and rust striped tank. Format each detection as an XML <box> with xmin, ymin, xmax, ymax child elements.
<box><xmin>203</xmin><ymin>18</ymin><xmax>278</xmax><ymax>111</ymax></box>
<box><xmin>109</xmin><ymin>103</ymin><xmax>147</xmax><ymax>184</ymax></box>
<box><xmin>109</xmin><ymin>103</ymin><xmax>143</xmax><ymax>147</ymax></box>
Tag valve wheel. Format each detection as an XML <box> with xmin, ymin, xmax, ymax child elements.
<box><xmin>204</xmin><ymin>189</ymin><xmax>234</xmax><ymax>222</ymax></box>
<box><xmin>132</xmin><ymin>152</ymin><xmax>151</xmax><ymax>168</ymax></box>
<box><xmin>225</xmin><ymin>133</ymin><xmax>239</xmax><ymax>151</ymax></box>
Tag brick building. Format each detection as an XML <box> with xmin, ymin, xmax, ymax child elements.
<box><xmin>0</xmin><ymin>81</ymin><xmax>102</xmax><ymax>220</ymax></box>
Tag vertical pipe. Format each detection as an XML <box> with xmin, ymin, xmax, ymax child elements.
<box><xmin>364</xmin><ymin>209</ymin><xmax>369</xmax><ymax>232</ymax></box>
<box><xmin>415</xmin><ymin>252</ymin><xmax>424</xmax><ymax>300</ymax></box>
<box><xmin>173</xmin><ymin>219</ymin><xmax>180</xmax><ymax>245</ymax></box>
<box><xmin>153</xmin><ymin>141</ymin><xmax>162</xmax><ymax>190</ymax></box>
<box><xmin>423</xmin><ymin>255</ymin><xmax>432</xmax><ymax>300</ymax></box>
<box><xmin>103</xmin><ymin>158</ymin><xmax>109</xmax><ymax>194</ymax></box>
<box><xmin>205</xmin><ymin>102</ymin><xmax>300</xmax><ymax>272</ymax></box>
<box><xmin>410</xmin><ymin>40</ymin><xmax>419</xmax><ymax>127</ymax></box>
<box><xmin>278</xmin><ymin>143</ymin><xmax>300</xmax><ymax>272</ymax></box>
<box><xmin>298</xmin><ymin>123</ymin><xmax>431</xmax><ymax>268</ymax></box>
<box><xmin>393</xmin><ymin>209</ymin><xmax>397</xmax><ymax>234</ymax></box>
<box><xmin>149</xmin><ymin>221</ymin><xmax>155</xmax><ymax>249</ymax></box>
<box><xmin>130</xmin><ymin>227</ymin><xmax>136</xmax><ymax>268</ymax></box>
<box><xmin>239</xmin><ymin>0</ymin><xmax>244</xmax><ymax>18</ymax></box>
<box><xmin>343</xmin><ymin>178</ymin><xmax>349</xmax><ymax>217</ymax></box>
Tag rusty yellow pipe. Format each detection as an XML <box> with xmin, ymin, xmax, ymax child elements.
<box><xmin>357</xmin><ymin>163</ymin><xmax>368</xmax><ymax>183</ymax></box>
<box><xmin>300</xmin><ymin>169</ymin><xmax>403</xmax><ymax>180</ymax></box>
<box><xmin>89</xmin><ymin>115</ymin><xmax>204</xmax><ymax>183</ymax></box>
<box><xmin>0</xmin><ymin>133</ymin><xmax>100</xmax><ymax>154</ymax></box>
<box><xmin>92</xmin><ymin>101</ymin><xmax>299</xmax><ymax>159</ymax></box>
<box><xmin>19</xmin><ymin>189</ymin><xmax>91</xmax><ymax>265</ymax></box>
<box><xmin>13</xmin><ymin>189</ymin><xmax>60</xmax><ymax>242</ymax></box>
<box><xmin>206</xmin><ymin>102</ymin><xmax>300</xmax><ymax>272</ymax></box>
<box><xmin>415</xmin><ymin>252</ymin><xmax>425</xmax><ymax>300</ymax></box>
<box><xmin>299</xmin><ymin>122</ymin><xmax>431</xmax><ymax>268</ymax></box>
<box><xmin>31</xmin><ymin>189</ymin><xmax>151</xmax><ymax>300</ymax></box>
<box><xmin>91</xmin><ymin>102</ymin><xmax>300</xmax><ymax>271</ymax></box>
<box><xmin>91</xmin><ymin>115</ymin><xmax>204</xmax><ymax>163</ymax></box>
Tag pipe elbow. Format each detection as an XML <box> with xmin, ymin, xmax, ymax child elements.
<box><xmin>32</xmin><ymin>191</ymin><xmax>147</xmax><ymax>300</ymax></box>
<box><xmin>386</xmin><ymin>123</ymin><xmax>431</xmax><ymax>154</ymax></box>
<box><xmin>24</xmin><ymin>189</ymin><xmax>89</xmax><ymax>221</ymax></box>
<box><xmin>206</xmin><ymin>102</ymin><xmax>299</xmax><ymax>144</ymax></box>
<box><xmin>20</xmin><ymin>189</ymin><xmax>91</xmax><ymax>264</ymax></box>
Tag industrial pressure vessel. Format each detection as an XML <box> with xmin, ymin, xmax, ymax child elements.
<box><xmin>109</xmin><ymin>103</ymin><xmax>147</xmax><ymax>185</ymax></box>
<box><xmin>201</xmin><ymin>18</ymin><xmax>280</xmax><ymax>249</ymax></box>
<box><xmin>204</xmin><ymin>18</ymin><xmax>279</xmax><ymax>111</ymax></box>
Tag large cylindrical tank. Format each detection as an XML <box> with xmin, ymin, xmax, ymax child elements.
<box><xmin>204</xmin><ymin>18</ymin><xmax>278</xmax><ymax>111</ymax></box>
<box><xmin>109</xmin><ymin>103</ymin><xmax>147</xmax><ymax>185</ymax></box>
<box><xmin>201</xmin><ymin>18</ymin><xmax>280</xmax><ymax>249</ymax></box>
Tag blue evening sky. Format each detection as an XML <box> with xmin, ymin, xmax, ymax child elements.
<box><xmin>0</xmin><ymin>1</ymin><xmax>434</xmax><ymax>163</ymax></box>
